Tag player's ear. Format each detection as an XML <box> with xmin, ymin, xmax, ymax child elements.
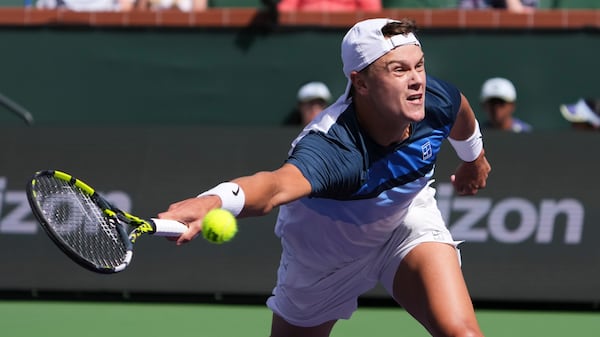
<box><xmin>350</xmin><ymin>71</ymin><xmax>368</xmax><ymax>95</ymax></box>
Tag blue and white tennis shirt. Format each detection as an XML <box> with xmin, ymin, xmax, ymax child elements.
<box><xmin>275</xmin><ymin>75</ymin><xmax>461</xmax><ymax>262</ymax></box>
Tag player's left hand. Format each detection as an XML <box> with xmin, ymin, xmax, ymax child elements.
<box><xmin>450</xmin><ymin>150</ymin><xmax>491</xmax><ymax>195</ymax></box>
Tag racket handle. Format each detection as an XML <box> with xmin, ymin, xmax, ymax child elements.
<box><xmin>150</xmin><ymin>218</ymin><xmax>188</xmax><ymax>237</ymax></box>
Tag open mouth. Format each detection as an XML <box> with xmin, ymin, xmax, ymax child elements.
<box><xmin>407</xmin><ymin>94</ymin><xmax>423</xmax><ymax>102</ymax></box>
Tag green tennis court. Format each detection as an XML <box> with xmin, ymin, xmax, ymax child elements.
<box><xmin>1</xmin><ymin>301</ymin><xmax>598</xmax><ymax>337</ymax></box>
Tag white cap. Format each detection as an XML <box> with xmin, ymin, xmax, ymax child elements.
<box><xmin>297</xmin><ymin>82</ymin><xmax>332</xmax><ymax>102</ymax></box>
<box><xmin>340</xmin><ymin>18</ymin><xmax>421</xmax><ymax>100</ymax></box>
<box><xmin>341</xmin><ymin>18</ymin><xmax>421</xmax><ymax>80</ymax></box>
<box><xmin>480</xmin><ymin>77</ymin><xmax>517</xmax><ymax>102</ymax></box>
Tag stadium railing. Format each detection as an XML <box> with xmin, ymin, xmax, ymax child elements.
<box><xmin>0</xmin><ymin>7</ymin><xmax>597</xmax><ymax>29</ymax></box>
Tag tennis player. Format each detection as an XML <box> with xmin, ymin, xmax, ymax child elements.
<box><xmin>160</xmin><ymin>18</ymin><xmax>490</xmax><ymax>337</ymax></box>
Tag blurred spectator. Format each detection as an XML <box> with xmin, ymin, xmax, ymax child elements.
<box><xmin>277</xmin><ymin>0</ymin><xmax>381</xmax><ymax>12</ymax></box>
<box><xmin>135</xmin><ymin>0</ymin><xmax>207</xmax><ymax>11</ymax></box>
<box><xmin>458</xmin><ymin>0</ymin><xmax>538</xmax><ymax>13</ymax></box>
<box><xmin>560</xmin><ymin>98</ymin><xmax>600</xmax><ymax>131</ymax></box>
<box><xmin>480</xmin><ymin>77</ymin><xmax>532</xmax><ymax>133</ymax></box>
<box><xmin>36</xmin><ymin>0</ymin><xmax>135</xmax><ymax>11</ymax></box>
<box><xmin>283</xmin><ymin>81</ymin><xmax>332</xmax><ymax>127</ymax></box>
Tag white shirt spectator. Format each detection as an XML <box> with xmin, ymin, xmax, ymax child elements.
<box><xmin>36</xmin><ymin>0</ymin><xmax>134</xmax><ymax>11</ymax></box>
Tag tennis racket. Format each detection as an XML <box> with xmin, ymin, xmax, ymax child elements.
<box><xmin>26</xmin><ymin>169</ymin><xmax>187</xmax><ymax>274</ymax></box>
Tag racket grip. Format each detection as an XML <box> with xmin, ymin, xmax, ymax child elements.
<box><xmin>150</xmin><ymin>218</ymin><xmax>188</xmax><ymax>237</ymax></box>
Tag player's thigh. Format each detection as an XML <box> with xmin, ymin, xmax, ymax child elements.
<box><xmin>392</xmin><ymin>242</ymin><xmax>483</xmax><ymax>337</ymax></box>
<box><xmin>270</xmin><ymin>313</ymin><xmax>337</xmax><ymax>337</ymax></box>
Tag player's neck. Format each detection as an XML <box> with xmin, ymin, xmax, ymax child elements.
<box><xmin>355</xmin><ymin>101</ymin><xmax>412</xmax><ymax>147</ymax></box>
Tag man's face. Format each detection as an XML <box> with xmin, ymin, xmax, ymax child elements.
<box><xmin>357</xmin><ymin>44</ymin><xmax>426</xmax><ymax>124</ymax></box>
<box><xmin>483</xmin><ymin>98</ymin><xmax>515</xmax><ymax>128</ymax></box>
<box><xmin>298</xmin><ymin>99</ymin><xmax>327</xmax><ymax>126</ymax></box>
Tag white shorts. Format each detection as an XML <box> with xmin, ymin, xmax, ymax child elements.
<box><xmin>266</xmin><ymin>184</ymin><xmax>462</xmax><ymax>327</ymax></box>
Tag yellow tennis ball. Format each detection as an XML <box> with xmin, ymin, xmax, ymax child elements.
<box><xmin>202</xmin><ymin>208</ymin><xmax>237</xmax><ymax>244</ymax></box>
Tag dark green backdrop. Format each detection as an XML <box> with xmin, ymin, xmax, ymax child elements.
<box><xmin>0</xmin><ymin>27</ymin><xmax>598</xmax><ymax>130</ymax></box>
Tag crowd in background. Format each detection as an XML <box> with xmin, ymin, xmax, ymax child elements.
<box><xmin>32</xmin><ymin>0</ymin><xmax>543</xmax><ymax>13</ymax></box>
<box><xmin>27</xmin><ymin>0</ymin><xmax>599</xmax><ymax>18</ymax></box>
<box><xmin>34</xmin><ymin>0</ymin><xmax>206</xmax><ymax>11</ymax></box>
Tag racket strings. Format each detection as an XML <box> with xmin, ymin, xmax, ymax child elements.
<box><xmin>33</xmin><ymin>176</ymin><xmax>128</xmax><ymax>269</ymax></box>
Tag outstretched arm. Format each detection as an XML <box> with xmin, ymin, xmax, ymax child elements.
<box><xmin>158</xmin><ymin>163</ymin><xmax>311</xmax><ymax>245</ymax></box>
<box><xmin>448</xmin><ymin>94</ymin><xmax>491</xmax><ymax>195</ymax></box>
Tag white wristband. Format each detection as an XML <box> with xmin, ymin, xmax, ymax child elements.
<box><xmin>197</xmin><ymin>182</ymin><xmax>245</xmax><ymax>216</ymax></box>
<box><xmin>448</xmin><ymin>120</ymin><xmax>483</xmax><ymax>162</ymax></box>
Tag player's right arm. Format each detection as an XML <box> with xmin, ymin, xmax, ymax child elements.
<box><xmin>233</xmin><ymin>163</ymin><xmax>312</xmax><ymax>216</ymax></box>
<box><xmin>158</xmin><ymin>163</ymin><xmax>311</xmax><ymax>245</ymax></box>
